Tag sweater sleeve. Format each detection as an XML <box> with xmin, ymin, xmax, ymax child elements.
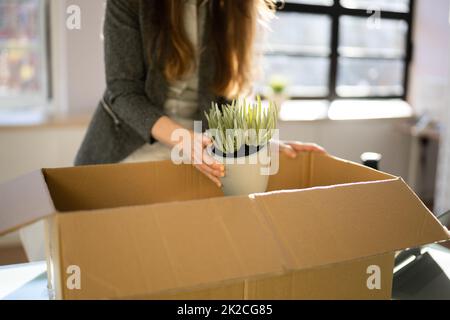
<box><xmin>103</xmin><ymin>0</ymin><xmax>165</xmax><ymax>143</ymax></box>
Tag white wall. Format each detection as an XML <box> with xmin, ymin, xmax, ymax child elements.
<box><xmin>434</xmin><ymin>2</ymin><xmax>450</xmax><ymax>216</ymax></box>
<box><xmin>51</xmin><ymin>0</ymin><xmax>105</xmax><ymax>117</ymax></box>
<box><xmin>409</xmin><ymin>0</ymin><xmax>450</xmax><ymax>120</ymax></box>
<box><xmin>0</xmin><ymin>125</ymin><xmax>87</xmax><ymax>249</ymax></box>
<box><xmin>435</xmin><ymin>94</ymin><xmax>450</xmax><ymax>215</ymax></box>
<box><xmin>0</xmin><ymin>127</ymin><xmax>85</xmax><ymax>183</ymax></box>
<box><xmin>407</xmin><ymin>0</ymin><xmax>450</xmax><ymax>211</ymax></box>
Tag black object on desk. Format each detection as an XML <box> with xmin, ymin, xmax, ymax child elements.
<box><xmin>392</xmin><ymin>211</ymin><xmax>450</xmax><ymax>300</ymax></box>
<box><xmin>361</xmin><ymin>152</ymin><xmax>382</xmax><ymax>170</ymax></box>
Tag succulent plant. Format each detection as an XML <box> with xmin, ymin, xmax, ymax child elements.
<box><xmin>205</xmin><ymin>96</ymin><xmax>278</xmax><ymax>155</ymax></box>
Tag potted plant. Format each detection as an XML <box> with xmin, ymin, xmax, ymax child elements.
<box><xmin>205</xmin><ymin>97</ymin><xmax>278</xmax><ymax>196</ymax></box>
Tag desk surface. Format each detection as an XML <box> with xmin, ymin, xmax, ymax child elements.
<box><xmin>0</xmin><ymin>261</ymin><xmax>48</xmax><ymax>300</ymax></box>
<box><xmin>1</xmin><ymin>244</ymin><xmax>449</xmax><ymax>300</ymax></box>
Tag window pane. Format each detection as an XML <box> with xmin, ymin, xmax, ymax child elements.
<box><xmin>259</xmin><ymin>55</ymin><xmax>330</xmax><ymax>97</ymax></box>
<box><xmin>337</xmin><ymin>58</ymin><xmax>404</xmax><ymax>97</ymax></box>
<box><xmin>340</xmin><ymin>0</ymin><xmax>410</xmax><ymax>13</ymax></box>
<box><xmin>287</xmin><ymin>0</ymin><xmax>333</xmax><ymax>6</ymax></box>
<box><xmin>339</xmin><ymin>16</ymin><xmax>408</xmax><ymax>58</ymax></box>
<box><xmin>264</xmin><ymin>12</ymin><xmax>332</xmax><ymax>55</ymax></box>
<box><xmin>0</xmin><ymin>0</ymin><xmax>47</xmax><ymax>109</ymax></box>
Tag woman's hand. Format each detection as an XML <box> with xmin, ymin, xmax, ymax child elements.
<box><xmin>151</xmin><ymin>116</ymin><xmax>224</xmax><ymax>188</ymax></box>
<box><xmin>276</xmin><ymin>140</ymin><xmax>327</xmax><ymax>158</ymax></box>
<box><xmin>189</xmin><ymin>133</ymin><xmax>225</xmax><ymax>188</ymax></box>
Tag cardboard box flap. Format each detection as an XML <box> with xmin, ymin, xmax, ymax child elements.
<box><xmin>310</xmin><ymin>153</ymin><xmax>396</xmax><ymax>188</ymax></box>
<box><xmin>267</xmin><ymin>153</ymin><xmax>396</xmax><ymax>192</ymax></box>
<box><xmin>0</xmin><ymin>170</ymin><xmax>55</xmax><ymax>236</ymax></box>
<box><xmin>56</xmin><ymin>196</ymin><xmax>287</xmax><ymax>299</ymax></box>
<box><xmin>43</xmin><ymin>161</ymin><xmax>222</xmax><ymax>212</ymax></box>
<box><xmin>255</xmin><ymin>178</ymin><xmax>449</xmax><ymax>271</ymax></box>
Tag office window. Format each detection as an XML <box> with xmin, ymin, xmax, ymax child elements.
<box><xmin>258</xmin><ymin>0</ymin><xmax>414</xmax><ymax>100</ymax></box>
<box><xmin>0</xmin><ymin>0</ymin><xmax>48</xmax><ymax>111</ymax></box>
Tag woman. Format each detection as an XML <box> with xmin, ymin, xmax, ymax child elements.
<box><xmin>20</xmin><ymin>0</ymin><xmax>326</xmax><ymax>262</ymax></box>
<box><xmin>75</xmin><ymin>0</ymin><xmax>325</xmax><ymax>187</ymax></box>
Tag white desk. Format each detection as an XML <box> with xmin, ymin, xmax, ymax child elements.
<box><xmin>0</xmin><ymin>261</ymin><xmax>48</xmax><ymax>300</ymax></box>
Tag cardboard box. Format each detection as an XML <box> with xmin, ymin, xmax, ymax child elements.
<box><xmin>0</xmin><ymin>153</ymin><xmax>448</xmax><ymax>300</ymax></box>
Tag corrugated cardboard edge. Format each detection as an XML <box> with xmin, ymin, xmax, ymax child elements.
<box><xmin>0</xmin><ymin>169</ymin><xmax>56</xmax><ymax>236</ymax></box>
<box><xmin>397</xmin><ymin>177</ymin><xmax>450</xmax><ymax>242</ymax></box>
<box><xmin>326</xmin><ymin>153</ymin><xmax>396</xmax><ymax>178</ymax></box>
<box><xmin>45</xmin><ymin>215</ymin><xmax>63</xmax><ymax>300</ymax></box>
<box><xmin>311</xmin><ymin>153</ymin><xmax>397</xmax><ymax>184</ymax></box>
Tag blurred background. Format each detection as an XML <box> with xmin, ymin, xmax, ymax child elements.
<box><xmin>0</xmin><ymin>0</ymin><xmax>449</xmax><ymax>265</ymax></box>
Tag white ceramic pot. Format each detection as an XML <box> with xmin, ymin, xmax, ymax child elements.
<box><xmin>211</xmin><ymin>145</ymin><xmax>271</xmax><ymax>196</ymax></box>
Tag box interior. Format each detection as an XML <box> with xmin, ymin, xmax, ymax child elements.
<box><xmin>43</xmin><ymin>153</ymin><xmax>394</xmax><ymax>213</ymax></box>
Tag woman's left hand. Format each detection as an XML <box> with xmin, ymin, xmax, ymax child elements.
<box><xmin>276</xmin><ymin>141</ymin><xmax>327</xmax><ymax>159</ymax></box>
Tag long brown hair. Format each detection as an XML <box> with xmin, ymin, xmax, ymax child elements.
<box><xmin>153</xmin><ymin>0</ymin><xmax>276</xmax><ymax>99</ymax></box>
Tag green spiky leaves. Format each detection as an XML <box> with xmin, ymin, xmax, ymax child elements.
<box><xmin>205</xmin><ymin>97</ymin><xmax>278</xmax><ymax>155</ymax></box>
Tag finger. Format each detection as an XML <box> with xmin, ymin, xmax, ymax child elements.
<box><xmin>202</xmin><ymin>150</ymin><xmax>225</xmax><ymax>172</ymax></box>
<box><xmin>196</xmin><ymin>162</ymin><xmax>224</xmax><ymax>178</ymax></box>
<box><xmin>288</xmin><ymin>142</ymin><xmax>327</xmax><ymax>154</ymax></box>
<box><xmin>279</xmin><ymin>144</ymin><xmax>297</xmax><ymax>159</ymax></box>
<box><xmin>197</xmin><ymin>166</ymin><xmax>222</xmax><ymax>188</ymax></box>
<box><xmin>302</xmin><ymin>144</ymin><xmax>326</xmax><ymax>154</ymax></box>
<box><xmin>205</xmin><ymin>164</ymin><xmax>225</xmax><ymax>178</ymax></box>
<box><xmin>202</xmin><ymin>135</ymin><xmax>213</xmax><ymax>146</ymax></box>
<box><xmin>194</xmin><ymin>165</ymin><xmax>222</xmax><ymax>188</ymax></box>
<box><xmin>192</xmin><ymin>134</ymin><xmax>213</xmax><ymax>153</ymax></box>
<box><xmin>205</xmin><ymin>171</ymin><xmax>222</xmax><ymax>188</ymax></box>
<box><xmin>190</xmin><ymin>145</ymin><xmax>223</xmax><ymax>171</ymax></box>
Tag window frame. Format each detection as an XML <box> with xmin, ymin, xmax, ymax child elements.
<box><xmin>267</xmin><ymin>0</ymin><xmax>415</xmax><ymax>101</ymax></box>
<box><xmin>0</xmin><ymin>0</ymin><xmax>51</xmax><ymax>111</ymax></box>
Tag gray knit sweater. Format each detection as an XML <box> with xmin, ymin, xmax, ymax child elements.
<box><xmin>75</xmin><ymin>0</ymin><xmax>226</xmax><ymax>165</ymax></box>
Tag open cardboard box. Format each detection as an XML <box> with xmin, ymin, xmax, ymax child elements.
<box><xmin>0</xmin><ymin>153</ymin><xmax>449</xmax><ymax>300</ymax></box>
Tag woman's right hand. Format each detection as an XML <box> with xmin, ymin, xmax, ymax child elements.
<box><xmin>189</xmin><ymin>134</ymin><xmax>225</xmax><ymax>188</ymax></box>
<box><xmin>151</xmin><ymin>116</ymin><xmax>225</xmax><ymax>188</ymax></box>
